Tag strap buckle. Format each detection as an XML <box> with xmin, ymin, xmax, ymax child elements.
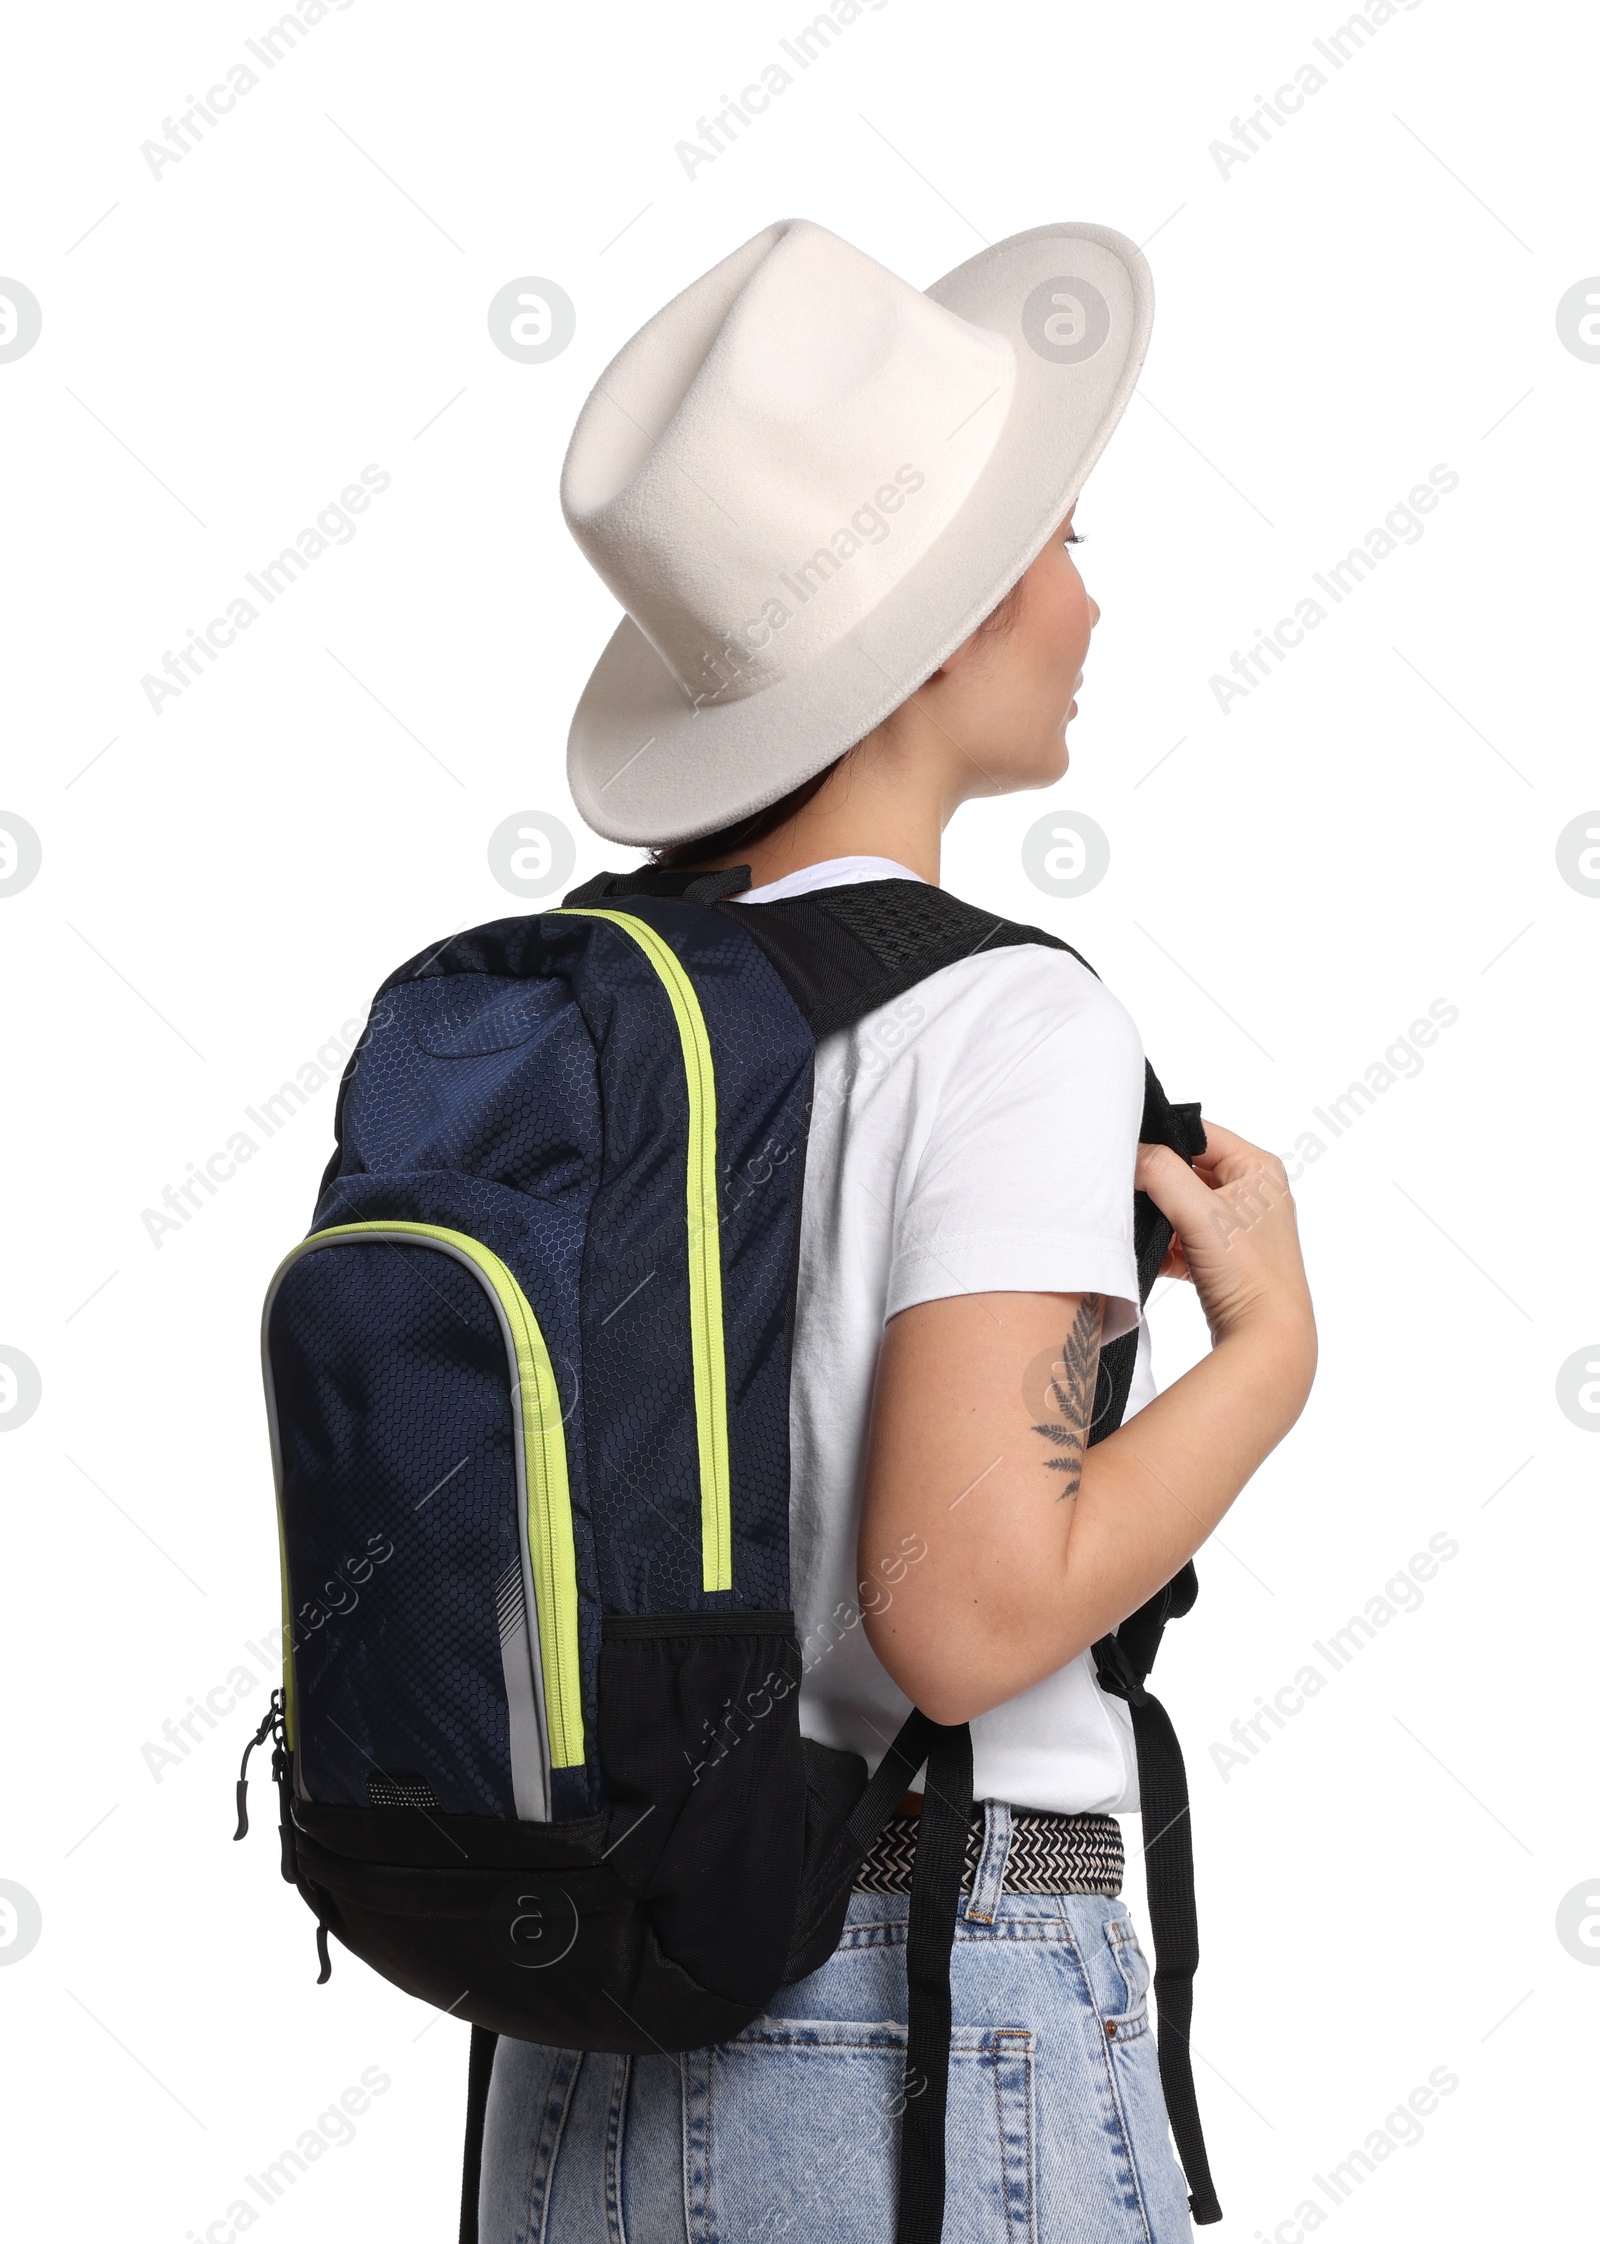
<box><xmin>1091</xmin><ymin>1629</ymin><xmax>1148</xmax><ymax>1707</ymax></box>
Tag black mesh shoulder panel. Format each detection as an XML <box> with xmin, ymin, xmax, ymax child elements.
<box><xmin>711</xmin><ymin>878</ymin><xmax>1096</xmax><ymax>1038</ymax></box>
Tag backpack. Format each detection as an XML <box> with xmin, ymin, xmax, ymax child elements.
<box><xmin>237</xmin><ymin>866</ymin><xmax>1220</xmax><ymax>2241</ymax></box>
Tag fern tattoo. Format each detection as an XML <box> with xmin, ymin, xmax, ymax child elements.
<box><xmin>1031</xmin><ymin>1292</ymin><xmax>1102</xmax><ymax>1499</ymax></box>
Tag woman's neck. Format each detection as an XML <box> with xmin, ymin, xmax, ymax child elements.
<box><xmin>720</xmin><ymin>823</ymin><xmax>938</xmax><ymax>891</ymax></box>
<box><xmin>697</xmin><ymin>712</ymin><xmax>950</xmax><ymax>888</ymax></box>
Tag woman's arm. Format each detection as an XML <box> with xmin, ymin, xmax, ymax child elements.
<box><xmin>859</xmin><ymin>1122</ymin><xmax>1316</xmax><ymax>1725</ymax></box>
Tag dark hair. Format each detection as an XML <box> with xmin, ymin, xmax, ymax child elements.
<box><xmin>974</xmin><ymin>572</ymin><xmax>1027</xmax><ymax>640</ymax></box>
<box><xmin>648</xmin><ymin>755</ymin><xmax>844</xmax><ymax>870</ymax></box>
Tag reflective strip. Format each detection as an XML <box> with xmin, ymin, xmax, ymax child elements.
<box><xmin>262</xmin><ymin>1221</ymin><xmax>584</xmax><ymax>1774</ymax></box>
<box><xmin>554</xmin><ymin>908</ymin><xmax>732</xmax><ymax>1591</ymax></box>
<box><xmin>274</xmin><ymin>1497</ymin><xmax>296</xmax><ymax>1752</ymax></box>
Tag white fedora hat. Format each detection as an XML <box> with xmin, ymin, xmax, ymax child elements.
<box><xmin>561</xmin><ymin>218</ymin><xmax>1153</xmax><ymax>847</ymax></box>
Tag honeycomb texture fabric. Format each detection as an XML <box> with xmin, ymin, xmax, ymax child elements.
<box><xmin>271</xmin><ymin>1243</ymin><xmax>522</xmax><ymax>1816</ymax></box>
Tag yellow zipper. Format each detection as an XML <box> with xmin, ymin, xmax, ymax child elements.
<box><xmin>553</xmin><ymin>909</ymin><xmax>732</xmax><ymax>1592</ymax></box>
<box><xmin>265</xmin><ymin>1221</ymin><xmax>585</xmax><ymax>1770</ymax></box>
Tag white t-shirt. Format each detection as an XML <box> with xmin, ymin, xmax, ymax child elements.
<box><xmin>734</xmin><ymin>856</ymin><xmax>1153</xmax><ymax>1815</ymax></box>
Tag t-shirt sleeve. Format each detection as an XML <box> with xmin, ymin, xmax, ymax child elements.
<box><xmin>885</xmin><ymin>949</ymin><xmax>1145</xmax><ymax>1344</ymax></box>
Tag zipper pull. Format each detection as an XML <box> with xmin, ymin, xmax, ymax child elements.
<box><xmin>234</xmin><ymin>1689</ymin><xmax>285</xmax><ymax>1840</ymax></box>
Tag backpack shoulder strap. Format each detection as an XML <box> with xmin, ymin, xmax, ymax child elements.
<box><xmin>715</xmin><ymin>873</ymin><xmax>1099</xmax><ymax>1034</ymax></box>
<box><xmin>714</xmin><ymin>872</ymin><xmax>1206</xmax><ymax>1422</ymax></box>
<box><xmin>730</xmin><ymin>873</ymin><xmax>1222</xmax><ymax>2226</ymax></box>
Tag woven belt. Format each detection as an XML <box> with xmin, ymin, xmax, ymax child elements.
<box><xmin>855</xmin><ymin>1806</ymin><xmax>1123</xmax><ymax>1896</ymax></box>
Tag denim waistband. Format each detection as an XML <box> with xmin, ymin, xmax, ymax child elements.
<box><xmin>854</xmin><ymin>1800</ymin><xmax>1123</xmax><ymax>1904</ymax></box>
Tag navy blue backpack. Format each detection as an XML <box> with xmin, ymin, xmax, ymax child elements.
<box><xmin>238</xmin><ymin>866</ymin><xmax>1219</xmax><ymax>2239</ymax></box>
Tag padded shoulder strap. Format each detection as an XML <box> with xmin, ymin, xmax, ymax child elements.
<box><xmin>738</xmin><ymin>878</ymin><xmax>1220</xmax><ymax>2220</ymax></box>
<box><xmin>721</xmin><ymin>877</ymin><xmax>1206</xmax><ymax>1163</ymax></box>
<box><xmin>712</xmin><ymin>875</ymin><xmax>1099</xmax><ymax>1037</ymax></box>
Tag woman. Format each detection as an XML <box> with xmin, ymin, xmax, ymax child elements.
<box><xmin>482</xmin><ymin>218</ymin><xmax>1316</xmax><ymax>2243</ymax></box>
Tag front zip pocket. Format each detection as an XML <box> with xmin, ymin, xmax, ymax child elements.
<box><xmin>262</xmin><ymin>1222</ymin><xmax>583</xmax><ymax>1820</ymax></box>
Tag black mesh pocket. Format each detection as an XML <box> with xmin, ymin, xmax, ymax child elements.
<box><xmin>599</xmin><ymin>1615</ymin><xmax>805</xmax><ymax>2009</ymax></box>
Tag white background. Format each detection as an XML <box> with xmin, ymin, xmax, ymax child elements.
<box><xmin>2</xmin><ymin>1</ymin><xmax>1596</xmax><ymax>2236</ymax></box>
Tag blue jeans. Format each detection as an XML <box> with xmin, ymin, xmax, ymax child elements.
<box><xmin>481</xmin><ymin>1803</ymin><xmax>1195</xmax><ymax>2243</ymax></box>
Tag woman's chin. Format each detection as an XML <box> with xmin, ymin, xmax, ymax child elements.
<box><xmin>1038</xmin><ymin>736</ymin><xmax>1072</xmax><ymax>786</ymax></box>
<box><xmin>994</xmin><ymin>728</ymin><xmax>1073</xmax><ymax>794</ymax></box>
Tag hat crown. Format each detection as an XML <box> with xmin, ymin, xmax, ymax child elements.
<box><xmin>562</xmin><ymin>221</ymin><xmax>1016</xmax><ymax>709</ymax></box>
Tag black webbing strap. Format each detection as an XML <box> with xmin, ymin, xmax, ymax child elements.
<box><xmin>1130</xmin><ymin>1695</ymin><xmax>1221</xmax><ymax>2224</ymax></box>
<box><xmin>895</xmin><ymin>1721</ymin><xmax>973</xmax><ymax>2244</ymax></box>
<box><xmin>458</xmin><ymin>2025</ymin><xmax>497</xmax><ymax>2244</ymax></box>
<box><xmin>1095</xmin><ymin>1631</ymin><xmax>1221</xmax><ymax>2225</ymax></box>
<box><xmin>847</xmin><ymin>1709</ymin><xmax>938</xmax><ymax>1855</ymax></box>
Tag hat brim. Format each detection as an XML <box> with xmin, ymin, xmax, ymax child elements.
<box><xmin>566</xmin><ymin>223</ymin><xmax>1153</xmax><ymax>848</ymax></box>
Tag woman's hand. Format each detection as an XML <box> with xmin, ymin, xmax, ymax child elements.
<box><xmin>1138</xmin><ymin>1120</ymin><xmax>1316</xmax><ymax>1365</ymax></box>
